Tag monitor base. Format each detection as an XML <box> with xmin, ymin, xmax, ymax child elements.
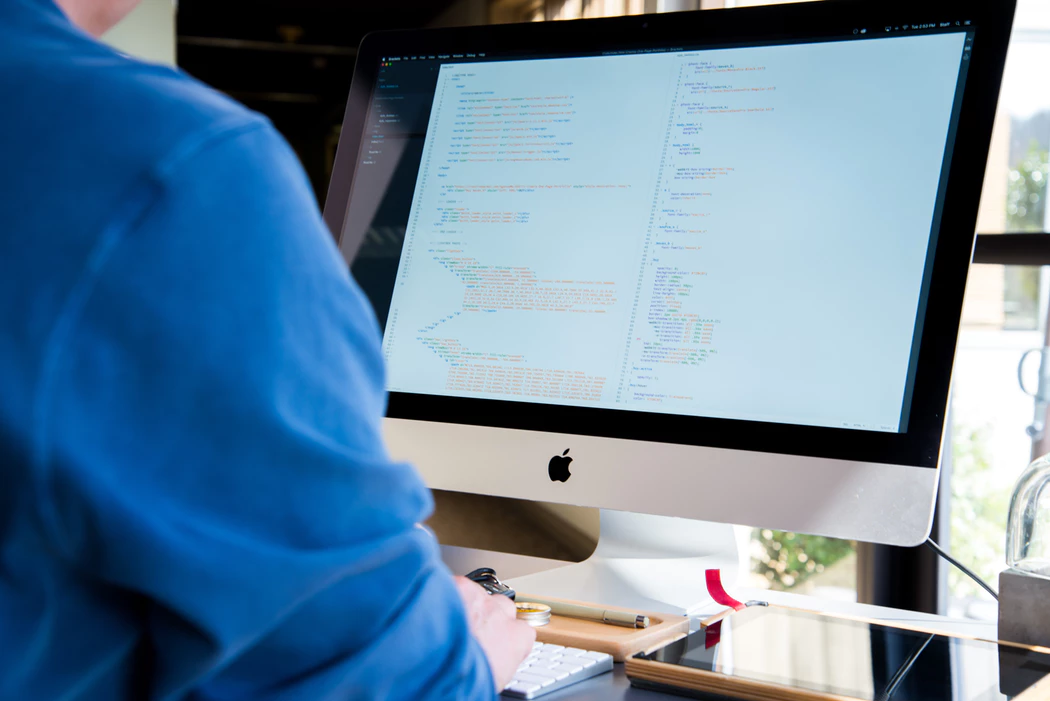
<box><xmin>507</xmin><ymin>509</ymin><xmax>744</xmax><ymax>615</ymax></box>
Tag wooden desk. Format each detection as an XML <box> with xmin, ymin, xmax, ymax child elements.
<box><xmin>441</xmin><ymin>545</ymin><xmax>1010</xmax><ymax>700</ymax></box>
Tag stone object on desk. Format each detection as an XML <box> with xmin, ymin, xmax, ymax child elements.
<box><xmin>998</xmin><ymin>633</ymin><xmax>1050</xmax><ymax>698</ymax></box>
<box><xmin>998</xmin><ymin>567</ymin><xmax>1050</xmax><ymax>650</ymax></box>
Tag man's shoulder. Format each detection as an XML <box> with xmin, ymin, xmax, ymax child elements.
<box><xmin>63</xmin><ymin>51</ymin><xmax>269</xmax><ymax>175</ymax></box>
<box><xmin>0</xmin><ymin>32</ymin><xmax>285</xmax><ymax>405</ymax></box>
<box><xmin>0</xmin><ymin>6</ymin><xmax>265</xmax><ymax>159</ymax></box>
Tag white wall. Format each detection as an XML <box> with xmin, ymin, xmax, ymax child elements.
<box><xmin>102</xmin><ymin>0</ymin><xmax>176</xmax><ymax>65</ymax></box>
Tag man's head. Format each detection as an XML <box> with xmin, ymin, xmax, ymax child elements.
<box><xmin>54</xmin><ymin>0</ymin><xmax>142</xmax><ymax>37</ymax></box>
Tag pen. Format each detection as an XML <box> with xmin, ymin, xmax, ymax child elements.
<box><xmin>517</xmin><ymin>595</ymin><xmax>650</xmax><ymax>628</ymax></box>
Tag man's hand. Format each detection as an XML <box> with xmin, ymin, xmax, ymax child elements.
<box><xmin>453</xmin><ymin>576</ymin><xmax>536</xmax><ymax>692</ymax></box>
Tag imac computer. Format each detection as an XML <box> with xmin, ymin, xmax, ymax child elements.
<box><xmin>323</xmin><ymin>0</ymin><xmax>1015</xmax><ymax>612</ymax></box>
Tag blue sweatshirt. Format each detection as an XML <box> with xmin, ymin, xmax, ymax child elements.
<box><xmin>0</xmin><ymin>1</ymin><xmax>495</xmax><ymax>698</ymax></box>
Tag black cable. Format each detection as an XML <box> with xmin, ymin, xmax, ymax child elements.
<box><xmin>924</xmin><ymin>538</ymin><xmax>999</xmax><ymax>602</ymax></box>
<box><xmin>876</xmin><ymin>633</ymin><xmax>935</xmax><ymax>701</ymax></box>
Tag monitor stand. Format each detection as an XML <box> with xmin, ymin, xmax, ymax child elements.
<box><xmin>506</xmin><ymin>509</ymin><xmax>744</xmax><ymax>616</ymax></box>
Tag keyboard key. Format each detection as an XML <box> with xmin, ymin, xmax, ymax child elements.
<box><xmin>545</xmin><ymin>664</ymin><xmax>576</xmax><ymax>681</ymax></box>
<box><xmin>529</xmin><ymin>658</ymin><xmax>563</xmax><ymax>671</ymax></box>
<box><xmin>532</xmin><ymin>642</ymin><xmax>543</xmax><ymax>650</ymax></box>
<box><xmin>515</xmin><ymin>672</ymin><xmax>556</xmax><ymax>688</ymax></box>
<box><xmin>506</xmin><ymin>681</ymin><xmax>542</xmax><ymax>695</ymax></box>
<box><xmin>501</xmin><ymin>646</ymin><xmax>612</xmax><ymax>698</ymax></box>
<box><xmin>523</xmin><ymin>667</ymin><xmax>561</xmax><ymax>680</ymax></box>
<box><xmin>539</xmin><ymin>644</ymin><xmax>565</xmax><ymax>652</ymax></box>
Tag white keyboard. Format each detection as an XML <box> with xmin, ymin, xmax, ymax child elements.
<box><xmin>501</xmin><ymin>642</ymin><xmax>614</xmax><ymax>699</ymax></box>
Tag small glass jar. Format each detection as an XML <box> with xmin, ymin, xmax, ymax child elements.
<box><xmin>1001</xmin><ymin>454</ymin><xmax>1050</xmax><ymax>648</ymax></box>
<box><xmin>1006</xmin><ymin>453</ymin><xmax>1050</xmax><ymax>577</ymax></box>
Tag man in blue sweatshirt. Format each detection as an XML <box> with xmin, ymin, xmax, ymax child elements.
<box><xmin>0</xmin><ymin>0</ymin><xmax>535</xmax><ymax>698</ymax></box>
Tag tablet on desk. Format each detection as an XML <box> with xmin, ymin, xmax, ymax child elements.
<box><xmin>626</xmin><ymin>606</ymin><xmax>1050</xmax><ymax>701</ymax></box>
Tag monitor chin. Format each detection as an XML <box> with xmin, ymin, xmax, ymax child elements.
<box><xmin>387</xmin><ymin>418</ymin><xmax>939</xmax><ymax>547</ymax></box>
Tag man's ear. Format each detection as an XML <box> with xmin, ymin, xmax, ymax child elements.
<box><xmin>54</xmin><ymin>0</ymin><xmax>144</xmax><ymax>38</ymax></box>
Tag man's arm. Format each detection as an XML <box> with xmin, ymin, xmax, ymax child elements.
<box><xmin>34</xmin><ymin>118</ymin><xmax>508</xmax><ymax>699</ymax></box>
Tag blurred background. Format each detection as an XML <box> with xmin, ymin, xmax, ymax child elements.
<box><xmin>105</xmin><ymin>0</ymin><xmax>1050</xmax><ymax>619</ymax></box>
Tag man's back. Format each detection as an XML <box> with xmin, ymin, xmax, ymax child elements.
<box><xmin>0</xmin><ymin>1</ymin><xmax>497</xmax><ymax>698</ymax></box>
<box><xmin>0</xmin><ymin>0</ymin><xmax>263</xmax><ymax>410</ymax></box>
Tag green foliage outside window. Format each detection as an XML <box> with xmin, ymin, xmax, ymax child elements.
<box><xmin>752</xmin><ymin>529</ymin><xmax>854</xmax><ymax>590</ymax></box>
<box><xmin>1007</xmin><ymin>141</ymin><xmax>1049</xmax><ymax>232</ymax></box>
<box><xmin>1003</xmin><ymin>142</ymin><xmax>1048</xmax><ymax>329</ymax></box>
<box><xmin>949</xmin><ymin>425</ymin><xmax>1012</xmax><ymax>599</ymax></box>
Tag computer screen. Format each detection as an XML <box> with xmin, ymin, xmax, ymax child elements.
<box><xmin>345</xmin><ymin>27</ymin><xmax>972</xmax><ymax>434</ymax></box>
<box><xmin>326</xmin><ymin>3</ymin><xmax>1013</xmax><ymax>547</ymax></box>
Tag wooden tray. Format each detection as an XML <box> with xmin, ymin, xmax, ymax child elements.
<box><xmin>521</xmin><ymin>595</ymin><xmax>690</xmax><ymax>662</ymax></box>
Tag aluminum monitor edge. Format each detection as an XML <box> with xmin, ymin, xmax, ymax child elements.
<box><xmin>385</xmin><ymin>417</ymin><xmax>939</xmax><ymax>547</ymax></box>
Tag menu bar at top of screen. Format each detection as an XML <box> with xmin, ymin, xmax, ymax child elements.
<box><xmin>374</xmin><ymin>17</ymin><xmax>975</xmax><ymax>67</ymax></box>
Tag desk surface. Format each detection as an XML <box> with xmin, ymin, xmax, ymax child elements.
<box><xmin>441</xmin><ymin>545</ymin><xmax>1000</xmax><ymax>700</ymax></box>
<box><xmin>540</xmin><ymin>664</ymin><xmax>658</xmax><ymax>700</ymax></box>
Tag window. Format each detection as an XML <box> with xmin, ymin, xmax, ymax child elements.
<box><xmin>978</xmin><ymin>1</ymin><xmax>1050</xmax><ymax>239</ymax></box>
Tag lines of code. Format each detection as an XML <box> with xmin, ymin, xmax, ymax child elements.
<box><xmin>436</xmin><ymin>208</ymin><xmax>531</xmax><ymax>225</ymax></box>
<box><xmin>382</xmin><ymin>34</ymin><xmax>968</xmax><ymax>432</ymax></box>
<box><xmin>431</xmin><ymin>253</ymin><xmax>618</xmax><ymax>314</ymax></box>
<box><xmin>419</xmin><ymin>339</ymin><xmax>607</xmax><ymax>401</ymax></box>
<box><xmin>618</xmin><ymin>58</ymin><xmax>773</xmax><ymax>405</ymax></box>
<box><xmin>450</xmin><ymin>93</ymin><xmax>575</xmax><ymax>163</ymax></box>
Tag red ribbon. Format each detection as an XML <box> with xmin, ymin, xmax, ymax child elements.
<box><xmin>706</xmin><ymin>569</ymin><xmax>746</xmax><ymax>611</ymax></box>
<box><xmin>705</xmin><ymin>620</ymin><xmax>722</xmax><ymax>649</ymax></box>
